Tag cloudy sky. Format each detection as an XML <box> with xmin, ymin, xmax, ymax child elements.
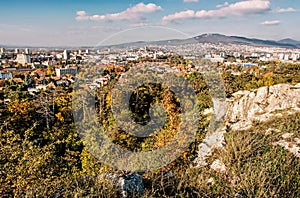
<box><xmin>1</xmin><ymin>0</ymin><xmax>299</xmax><ymax>46</ymax></box>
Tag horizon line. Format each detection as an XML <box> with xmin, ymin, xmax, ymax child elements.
<box><xmin>0</xmin><ymin>33</ymin><xmax>299</xmax><ymax>49</ymax></box>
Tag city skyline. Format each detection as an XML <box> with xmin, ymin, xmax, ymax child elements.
<box><xmin>1</xmin><ymin>0</ymin><xmax>299</xmax><ymax>46</ymax></box>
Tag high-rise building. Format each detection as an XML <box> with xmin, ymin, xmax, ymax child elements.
<box><xmin>63</xmin><ymin>49</ymin><xmax>70</xmax><ymax>60</ymax></box>
<box><xmin>233</xmin><ymin>52</ymin><xmax>241</xmax><ymax>58</ymax></box>
<box><xmin>25</xmin><ymin>48</ymin><xmax>30</xmax><ymax>54</ymax></box>
<box><xmin>278</xmin><ymin>53</ymin><xmax>284</xmax><ymax>60</ymax></box>
<box><xmin>16</xmin><ymin>54</ymin><xmax>31</xmax><ymax>65</ymax></box>
<box><xmin>0</xmin><ymin>48</ymin><xmax>5</xmax><ymax>54</ymax></box>
<box><xmin>220</xmin><ymin>52</ymin><xmax>226</xmax><ymax>58</ymax></box>
<box><xmin>292</xmin><ymin>54</ymin><xmax>299</xmax><ymax>61</ymax></box>
<box><xmin>15</xmin><ymin>48</ymin><xmax>19</xmax><ymax>54</ymax></box>
<box><xmin>284</xmin><ymin>54</ymin><xmax>290</xmax><ymax>61</ymax></box>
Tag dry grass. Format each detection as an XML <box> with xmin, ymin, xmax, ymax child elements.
<box><xmin>141</xmin><ymin>112</ymin><xmax>300</xmax><ymax>197</ymax></box>
<box><xmin>3</xmin><ymin>113</ymin><xmax>299</xmax><ymax>197</ymax></box>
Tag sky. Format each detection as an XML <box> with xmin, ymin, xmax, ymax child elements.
<box><xmin>0</xmin><ymin>0</ymin><xmax>299</xmax><ymax>46</ymax></box>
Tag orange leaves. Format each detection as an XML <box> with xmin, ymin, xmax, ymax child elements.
<box><xmin>55</xmin><ymin>112</ymin><xmax>64</xmax><ymax>122</ymax></box>
<box><xmin>7</xmin><ymin>100</ymin><xmax>33</xmax><ymax>121</ymax></box>
<box><xmin>55</xmin><ymin>92</ymin><xmax>73</xmax><ymax>112</ymax></box>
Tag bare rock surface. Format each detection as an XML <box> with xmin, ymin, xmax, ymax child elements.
<box><xmin>195</xmin><ymin>83</ymin><xmax>300</xmax><ymax>167</ymax></box>
<box><xmin>100</xmin><ymin>173</ymin><xmax>144</xmax><ymax>198</ymax></box>
<box><xmin>226</xmin><ymin>83</ymin><xmax>300</xmax><ymax>131</ymax></box>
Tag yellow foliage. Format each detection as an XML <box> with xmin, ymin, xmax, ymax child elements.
<box><xmin>55</xmin><ymin>112</ymin><xmax>64</xmax><ymax>122</ymax></box>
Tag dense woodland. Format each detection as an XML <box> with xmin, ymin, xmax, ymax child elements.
<box><xmin>0</xmin><ymin>60</ymin><xmax>300</xmax><ymax>197</ymax></box>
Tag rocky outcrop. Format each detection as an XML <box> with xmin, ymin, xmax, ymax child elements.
<box><xmin>226</xmin><ymin>83</ymin><xmax>300</xmax><ymax>131</ymax></box>
<box><xmin>273</xmin><ymin>133</ymin><xmax>300</xmax><ymax>158</ymax></box>
<box><xmin>118</xmin><ymin>173</ymin><xmax>144</xmax><ymax>198</ymax></box>
<box><xmin>195</xmin><ymin>83</ymin><xmax>300</xmax><ymax>167</ymax></box>
<box><xmin>100</xmin><ymin>173</ymin><xmax>144</xmax><ymax>198</ymax></box>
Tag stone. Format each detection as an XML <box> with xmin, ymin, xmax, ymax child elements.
<box><xmin>194</xmin><ymin>127</ymin><xmax>226</xmax><ymax>167</ymax></box>
<box><xmin>203</xmin><ymin>108</ymin><xmax>213</xmax><ymax>115</ymax></box>
<box><xmin>100</xmin><ymin>173</ymin><xmax>144</xmax><ymax>198</ymax></box>
<box><xmin>235</xmin><ymin>193</ymin><xmax>244</xmax><ymax>198</ymax></box>
<box><xmin>281</xmin><ymin>133</ymin><xmax>293</xmax><ymax>139</ymax></box>
<box><xmin>294</xmin><ymin>138</ymin><xmax>300</xmax><ymax>145</ymax></box>
<box><xmin>210</xmin><ymin>159</ymin><xmax>226</xmax><ymax>173</ymax></box>
<box><xmin>273</xmin><ymin>140</ymin><xmax>300</xmax><ymax>158</ymax></box>
<box><xmin>118</xmin><ymin>173</ymin><xmax>144</xmax><ymax>198</ymax></box>
<box><xmin>207</xmin><ymin>177</ymin><xmax>215</xmax><ymax>184</ymax></box>
<box><xmin>164</xmin><ymin>172</ymin><xmax>174</xmax><ymax>178</ymax></box>
<box><xmin>265</xmin><ymin>128</ymin><xmax>280</xmax><ymax>135</ymax></box>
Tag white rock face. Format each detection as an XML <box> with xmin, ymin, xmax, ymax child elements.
<box><xmin>195</xmin><ymin>126</ymin><xmax>226</xmax><ymax>167</ymax></box>
<box><xmin>210</xmin><ymin>159</ymin><xmax>226</xmax><ymax>173</ymax></box>
<box><xmin>195</xmin><ymin>83</ymin><xmax>300</xmax><ymax>167</ymax></box>
<box><xmin>226</xmin><ymin>83</ymin><xmax>300</xmax><ymax>131</ymax></box>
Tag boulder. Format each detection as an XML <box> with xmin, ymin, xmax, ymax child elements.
<box><xmin>100</xmin><ymin>173</ymin><xmax>144</xmax><ymax>198</ymax></box>
<box><xmin>118</xmin><ymin>173</ymin><xmax>144</xmax><ymax>198</ymax></box>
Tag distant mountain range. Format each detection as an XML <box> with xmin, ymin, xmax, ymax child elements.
<box><xmin>190</xmin><ymin>34</ymin><xmax>300</xmax><ymax>48</ymax></box>
<box><xmin>277</xmin><ymin>38</ymin><xmax>300</xmax><ymax>46</ymax></box>
<box><xmin>1</xmin><ymin>34</ymin><xmax>300</xmax><ymax>49</ymax></box>
<box><xmin>101</xmin><ymin>33</ymin><xmax>300</xmax><ymax>49</ymax></box>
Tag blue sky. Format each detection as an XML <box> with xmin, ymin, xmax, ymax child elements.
<box><xmin>0</xmin><ymin>0</ymin><xmax>299</xmax><ymax>46</ymax></box>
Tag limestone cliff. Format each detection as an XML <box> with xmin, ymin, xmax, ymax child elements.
<box><xmin>195</xmin><ymin>83</ymin><xmax>300</xmax><ymax>167</ymax></box>
<box><xmin>226</xmin><ymin>83</ymin><xmax>300</xmax><ymax>131</ymax></box>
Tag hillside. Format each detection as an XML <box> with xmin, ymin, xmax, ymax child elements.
<box><xmin>102</xmin><ymin>33</ymin><xmax>300</xmax><ymax>49</ymax></box>
<box><xmin>192</xmin><ymin>33</ymin><xmax>299</xmax><ymax>48</ymax></box>
<box><xmin>1</xmin><ymin>61</ymin><xmax>300</xmax><ymax>197</ymax></box>
<box><xmin>196</xmin><ymin>83</ymin><xmax>300</xmax><ymax>166</ymax></box>
<box><xmin>278</xmin><ymin>38</ymin><xmax>300</xmax><ymax>46</ymax></box>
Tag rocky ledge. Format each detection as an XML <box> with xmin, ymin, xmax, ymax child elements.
<box><xmin>226</xmin><ymin>83</ymin><xmax>300</xmax><ymax>131</ymax></box>
<box><xmin>195</xmin><ymin>83</ymin><xmax>300</xmax><ymax>167</ymax></box>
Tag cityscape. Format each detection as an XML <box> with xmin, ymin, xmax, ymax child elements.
<box><xmin>1</xmin><ymin>34</ymin><xmax>300</xmax><ymax>95</ymax></box>
<box><xmin>1</xmin><ymin>0</ymin><xmax>300</xmax><ymax>197</ymax></box>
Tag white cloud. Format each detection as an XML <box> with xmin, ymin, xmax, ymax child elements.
<box><xmin>183</xmin><ymin>0</ymin><xmax>199</xmax><ymax>2</ymax></box>
<box><xmin>216</xmin><ymin>2</ymin><xmax>229</xmax><ymax>8</ymax></box>
<box><xmin>162</xmin><ymin>10</ymin><xmax>196</xmax><ymax>23</ymax></box>
<box><xmin>128</xmin><ymin>23</ymin><xmax>149</xmax><ymax>27</ymax></box>
<box><xmin>76</xmin><ymin>11</ymin><xmax>89</xmax><ymax>21</ymax></box>
<box><xmin>275</xmin><ymin>8</ymin><xmax>296</xmax><ymax>13</ymax></box>
<box><xmin>260</xmin><ymin>20</ymin><xmax>280</xmax><ymax>25</ymax></box>
<box><xmin>162</xmin><ymin>0</ymin><xmax>271</xmax><ymax>24</ymax></box>
<box><xmin>76</xmin><ymin>3</ymin><xmax>162</xmax><ymax>22</ymax></box>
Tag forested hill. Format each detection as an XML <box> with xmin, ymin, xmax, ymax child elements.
<box><xmin>0</xmin><ymin>61</ymin><xmax>299</xmax><ymax>197</ymax></box>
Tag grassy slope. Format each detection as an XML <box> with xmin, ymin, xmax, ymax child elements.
<box><xmin>141</xmin><ymin>112</ymin><xmax>300</xmax><ymax>197</ymax></box>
